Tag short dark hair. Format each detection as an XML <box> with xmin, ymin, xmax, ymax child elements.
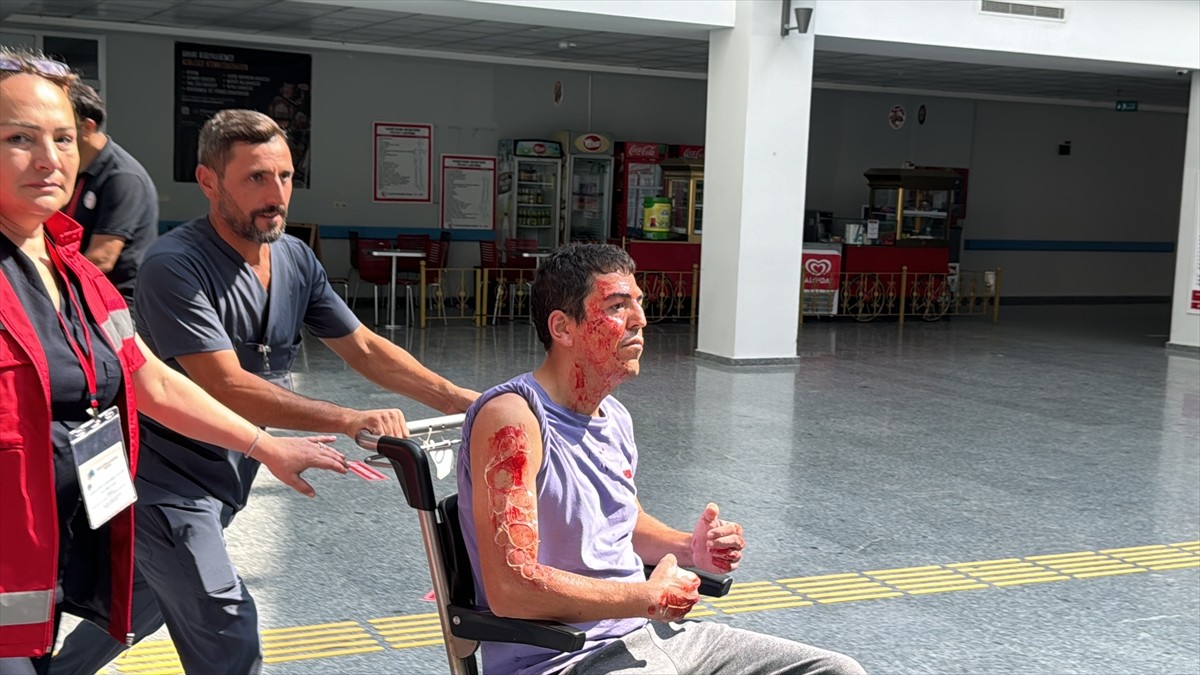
<box><xmin>530</xmin><ymin>243</ymin><xmax>636</xmax><ymax>351</ymax></box>
<box><xmin>68</xmin><ymin>80</ymin><xmax>105</xmax><ymax>128</ymax></box>
<box><xmin>197</xmin><ymin>109</ymin><xmax>287</xmax><ymax>176</ymax></box>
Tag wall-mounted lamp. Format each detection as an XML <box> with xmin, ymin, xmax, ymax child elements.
<box><xmin>781</xmin><ymin>1</ymin><xmax>813</xmax><ymax>37</ymax></box>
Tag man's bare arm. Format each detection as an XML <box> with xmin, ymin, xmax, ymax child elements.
<box><xmin>322</xmin><ymin>325</ymin><xmax>478</xmax><ymax>414</ymax></box>
<box><xmin>632</xmin><ymin>507</ymin><xmax>693</xmax><ymax>567</ymax></box>
<box><xmin>174</xmin><ymin>349</ymin><xmax>406</xmax><ymax>438</ymax></box>
<box><xmin>83</xmin><ymin>233</ymin><xmax>125</xmax><ymax>273</ymax></box>
<box><xmin>471</xmin><ymin>394</ymin><xmax>698</xmax><ymax>623</ymax></box>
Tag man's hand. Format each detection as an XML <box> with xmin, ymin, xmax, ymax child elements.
<box><xmin>345</xmin><ymin>409</ymin><xmax>408</xmax><ymax>439</ymax></box>
<box><xmin>689</xmin><ymin>503</ymin><xmax>745</xmax><ymax>573</ymax></box>
<box><xmin>644</xmin><ymin>554</ymin><xmax>700</xmax><ymax>621</ymax></box>
<box><xmin>448</xmin><ymin>387</ymin><xmax>482</xmax><ymax>414</ymax></box>
<box><xmin>255</xmin><ymin>434</ymin><xmax>348</xmax><ymax>498</ymax></box>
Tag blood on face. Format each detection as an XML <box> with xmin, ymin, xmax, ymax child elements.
<box><xmin>568</xmin><ymin>273</ymin><xmax>644</xmax><ymax>409</ymax></box>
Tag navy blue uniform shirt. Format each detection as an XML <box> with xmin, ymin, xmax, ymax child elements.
<box><xmin>133</xmin><ymin>216</ymin><xmax>359</xmax><ymax>511</ymax></box>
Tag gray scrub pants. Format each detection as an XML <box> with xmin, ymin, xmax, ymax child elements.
<box><xmin>559</xmin><ymin>620</ymin><xmax>865</xmax><ymax>675</ymax></box>
<box><xmin>52</xmin><ymin>497</ymin><xmax>262</xmax><ymax>675</ymax></box>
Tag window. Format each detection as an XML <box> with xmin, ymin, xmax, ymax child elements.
<box><xmin>0</xmin><ymin>30</ymin><xmax>104</xmax><ymax>94</ymax></box>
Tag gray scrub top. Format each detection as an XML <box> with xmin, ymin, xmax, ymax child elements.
<box><xmin>133</xmin><ymin>216</ymin><xmax>359</xmax><ymax>511</ymax></box>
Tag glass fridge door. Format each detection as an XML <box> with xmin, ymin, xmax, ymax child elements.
<box><xmin>666</xmin><ymin>177</ymin><xmax>690</xmax><ymax>238</ymax></box>
<box><xmin>692</xmin><ymin>179</ymin><xmax>703</xmax><ymax>237</ymax></box>
<box><xmin>515</xmin><ymin>159</ymin><xmax>559</xmax><ymax>250</ymax></box>
<box><xmin>569</xmin><ymin>156</ymin><xmax>612</xmax><ymax>243</ymax></box>
<box><xmin>626</xmin><ymin>163</ymin><xmax>662</xmax><ymax>236</ymax></box>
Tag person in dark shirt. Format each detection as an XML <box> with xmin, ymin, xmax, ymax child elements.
<box><xmin>64</xmin><ymin>81</ymin><xmax>158</xmax><ymax>322</ymax></box>
<box><xmin>54</xmin><ymin>108</ymin><xmax>478</xmax><ymax>675</ymax></box>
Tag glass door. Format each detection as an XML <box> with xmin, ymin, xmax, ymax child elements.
<box><xmin>625</xmin><ymin>163</ymin><xmax>662</xmax><ymax>237</ymax></box>
<box><xmin>691</xmin><ymin>178</ymin><xmax>703</xmax><ymax>238</ymax></box>
<box><xmin>569</xmin><ymin>156</ymin><xmax>612</xmax><ymax>243</ymax></box>
<box><xmin>514</xmin><ymin>159</ymin><xmax>559</xmax><ymax>250</ymax></box>
<box><xmin>666</xmin><ymin>177</ymin><xmax>690</xmax><ymax>238</ymax></box>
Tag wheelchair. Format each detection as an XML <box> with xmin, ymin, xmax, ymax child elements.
<box><xmin>357</xmin><ymin>415</ymin><xmax>733</xmax><ymax>675</ymax></box>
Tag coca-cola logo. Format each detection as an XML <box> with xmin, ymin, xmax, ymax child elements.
<box><xmin>533</xmin><ymin>143</ymin><xmax>546</xmax><ymax>154</ymax></box>
<box><xmin>680</xmin><ymin>147</ymin><xmax>704</xmax><ymax>160</ymax></box>
<box><xmin>626</xmin><ymin>144</ymin><xmax>658</xmax><ymax>159</ymax></box>
<box><xmin>582</xmin><ymin>135</ymin><xmax>602</xmax><ymax>151</ymax></box>
<box><xmin>805</xmin><ymin>259</ymin><xmax>832</xmax><ymax>277</ymax></box>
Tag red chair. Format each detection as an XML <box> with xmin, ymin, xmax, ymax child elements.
<box><xmin>497</xmin><ymin>239</ymin><xmax>539</xmax><ymax>322</ymax></box>
<box><xmin>397</xmin><ymin>238</ymin><xmax>447</xmax><ymax>325</ymax></box>
<box><xmin>396</xmin><ymin>233</ymin><xmax>430</xmax><ymax>251</ymax></box>
<box><xmin>390</xmin><ymin>233</ymin><xmax>430</xmax><ymax>282</ymax></box>
<box><xmin>354</xmin><ymin>238</ymin><xmax>405</xmax><ymax>327</ymax></box>
<box><xmin>504</xmin><ymin>238</ymin><xmax>539</xmax><ymax>270</ymax></box>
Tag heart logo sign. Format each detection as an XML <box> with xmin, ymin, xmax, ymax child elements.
<box><xmin>805</xmin><ymin>259</ymin><xmax>832</xmax><ymax>277</ymax></box>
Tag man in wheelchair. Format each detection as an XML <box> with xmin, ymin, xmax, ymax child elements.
<box><xmin>458</xmin><ymin>244</ymin><xmax>864</xmax><ymax>674</ymax></box>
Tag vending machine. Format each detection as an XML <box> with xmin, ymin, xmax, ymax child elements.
<box><xmin>497</xmin><ymin>139</ymin><xmax>563</xmax><ymax>251</ymax></box>
<box><xmin>554</xmin><ymin>131</ymin><xmax>615</xmax><ymax>244</ymax></box>
<box><xmin>611</xmin><ymin>141</ymin><xmax>669</xmax><ymax>240</ymax></box>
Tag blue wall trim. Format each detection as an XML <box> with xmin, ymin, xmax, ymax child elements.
<box><xmin>964</xmin><ymin>239</ymin><xmax>1174</xmax><ymax>253</ymax></box>
<box><xmin>159</xmin><ymin>221</ymin><xmax>495</xmax><ymax>241</ymax></box>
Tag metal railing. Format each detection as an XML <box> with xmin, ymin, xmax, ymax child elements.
<box><xmin>408</xmin><ymin>264</ymin><xmax>701</xmax><ymax>328</ymax></box>
<box><xmin>800</xmin><ymin>266</ymin><xmax>1003</xmax><ymax>325</ymax></box>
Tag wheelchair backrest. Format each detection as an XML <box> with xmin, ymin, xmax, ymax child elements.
<box><xmin>437</xmin><ymin>493</ymin><xmax>478</xmax><ymax>609</ymax></box>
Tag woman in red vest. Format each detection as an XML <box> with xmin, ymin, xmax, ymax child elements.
<box><xmin>0</xmin><ymin>49</ymin><xmax>349</xmax><ymax>674</ymax></box>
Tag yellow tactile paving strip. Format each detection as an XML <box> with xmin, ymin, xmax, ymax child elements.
<box><xmin>104</xmin><ymin>540</ymin><xmax>1199</xmax><ymax>673</ymax></box>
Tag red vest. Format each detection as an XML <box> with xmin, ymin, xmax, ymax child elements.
<box><xmin>0</xmin><ymin>212</ymin><xmax>145</xmax><ymax>657</ymax></box>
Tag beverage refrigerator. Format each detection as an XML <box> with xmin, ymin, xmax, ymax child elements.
<box><xmin>611</xmin><ymin>141</ymin><xmax>669</xmax><ymax>240</ymax></box>
<box><xmin>554</xmin><ymin>131</ymin><xmax>615</xmax><ymax>244</ymax></box>
<box><xmin>497</xmin><ymin>139</ymin><xmax>563</xmax><ymax>251</ymax></box>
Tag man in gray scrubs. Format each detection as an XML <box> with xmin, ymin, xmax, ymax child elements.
<box><xmin>55</xmin><ymin>109</ymin><xmax>478</xmax><ymax>674</ymax></box>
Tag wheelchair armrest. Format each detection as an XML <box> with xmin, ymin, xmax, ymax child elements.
<box><xmin>447</xmin><ymin>605</ymin><xmax>586</xmax><ymax>653</ymax></box>
<box><xmin>644</xmin><ymin>565</ymin><xmax>733</xmax><ymax>598</ymax></box>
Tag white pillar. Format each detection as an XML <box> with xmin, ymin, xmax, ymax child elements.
<box><xmin>696</xmin><ymin>0</ymin><xmax>815</xmax><ymax>364</ymax></box>
<box><xmin>1168</xmin><ymin>71</ymin><xmax>1200</xmax><ymax>352</ymax></box>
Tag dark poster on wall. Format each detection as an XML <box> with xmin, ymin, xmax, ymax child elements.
<box><xmin>174</xmin><ymin>42</ymin><xmax>312</xmax><ymax>187</ymax></box>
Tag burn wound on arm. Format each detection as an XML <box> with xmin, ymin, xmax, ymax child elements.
<box><xmin>485</xmin><ymin>424</ymin><xmax>544</xmax><ymax>582</ymax></box>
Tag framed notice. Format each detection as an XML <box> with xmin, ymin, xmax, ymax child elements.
<box><xmin>374</xmin><ymin>123</ymin><xmax>432</xmax><ymax>202</ymax></box>
<box><xmin>441</xmin><ymin>155</ymin><xmax>497</xmax><ymax>230</ymax></box>
<box><xmin>174</xmin><ymin>43</ymin><xmax>312</xmax><ymax>186</ymax></box>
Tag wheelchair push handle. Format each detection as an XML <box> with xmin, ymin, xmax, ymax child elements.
<box><xmin>354</xmin><ymin>413</ymin><xmax>466</xmax><ymax>451</ymax></box>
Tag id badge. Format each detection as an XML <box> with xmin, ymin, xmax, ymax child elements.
<box><xmin>68</xmin><ymin>406</ymin><xmax>137</xmax><ymax>529</ymax></box>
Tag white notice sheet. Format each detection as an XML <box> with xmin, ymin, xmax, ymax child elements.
<box><xmin>441</xmin><ymin>155</ymin><xmax>497</xmax><ymax>230</ymax></box>
<box><xmin>374</xmin><ymin>123</ymin><xmax>432</xmax><ymax>202</ymax></box>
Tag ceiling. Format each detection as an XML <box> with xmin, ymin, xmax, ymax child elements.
<box><xmin>4</xmin><ymin>0</ymin><xmax>1192</xmax><ymax>107</ymax></box>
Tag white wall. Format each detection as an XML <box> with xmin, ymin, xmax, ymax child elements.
<box><xmin>97</xmin><ymin>31</ymin><xmax>707</xmax><ymax>225</ymax></box>
<box><xmin>804</xmin><ymin>90</ymin><xmax>976</xmax><ymax>218</ymax></box>
<box><xmin>963</xmin><ymin>100</ymin><xmax>1185</xmax><ymax>297</ymax></box>
<box><xmin>815</xmin><ymin>0</ymin><xmax>1200</xmax><ymax>70</ymax></box>
<box><xmin>803</xmin><ymin>89</ymin><xmax>1188</xmax><ymax>298</ymax></box>
<box><xmin>1168</xmin><ymin>72</ymin><xmax>1200</xmax><ymax>349</ymax></box>
<box><xmin>92</xmin><ymin>29</ymin><xmax>706</xmax><ymax>273</ymax></box>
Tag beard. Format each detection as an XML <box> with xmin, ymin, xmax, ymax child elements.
<box><xmin>217</xmin><ymin>186</ymin><xmax>287</xmax><ymax>244</ymax></box>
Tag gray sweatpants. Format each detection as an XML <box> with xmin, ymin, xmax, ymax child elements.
<box><xmin>559</xmin><ymin>620</ymin><xmax>865</xmax><ymax>675</ymax></box>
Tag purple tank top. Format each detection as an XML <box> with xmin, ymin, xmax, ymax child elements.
<box><xmin>457</xmin><ymin>373</ymin><xmax>648</xmax><ymax>675</ymax></box>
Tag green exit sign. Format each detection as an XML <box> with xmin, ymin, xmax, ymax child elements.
<box><xmin>1115</xmin><ymin>100</ymin><xmax>1139</xmax><ymax>112</ymax></box>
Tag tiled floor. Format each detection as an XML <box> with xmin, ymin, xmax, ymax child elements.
<box><xmin>90</xmin><ymin>304</ymin><xmax>1198</xmax><ymax>674</ymax></box>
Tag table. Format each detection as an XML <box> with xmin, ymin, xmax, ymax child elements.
<box><xmin>370</xmin><ymin>249</ymin><xmax>426</xmax><ymax>329</ymax></box>
<box><xmin>521</xmin><ymin>251</ymin><xmax>551</xmax><ymax>269</ymax></box>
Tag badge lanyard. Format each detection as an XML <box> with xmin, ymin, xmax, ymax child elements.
<box><xmin>45</xmin><ymin>235</ymin><xmax>137</xmax><ymax>529</ymax></box>
<box><xmin>44</xmin><ymin>235</ymin><xmax>101</xmax><ymax>417</ymax></box>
